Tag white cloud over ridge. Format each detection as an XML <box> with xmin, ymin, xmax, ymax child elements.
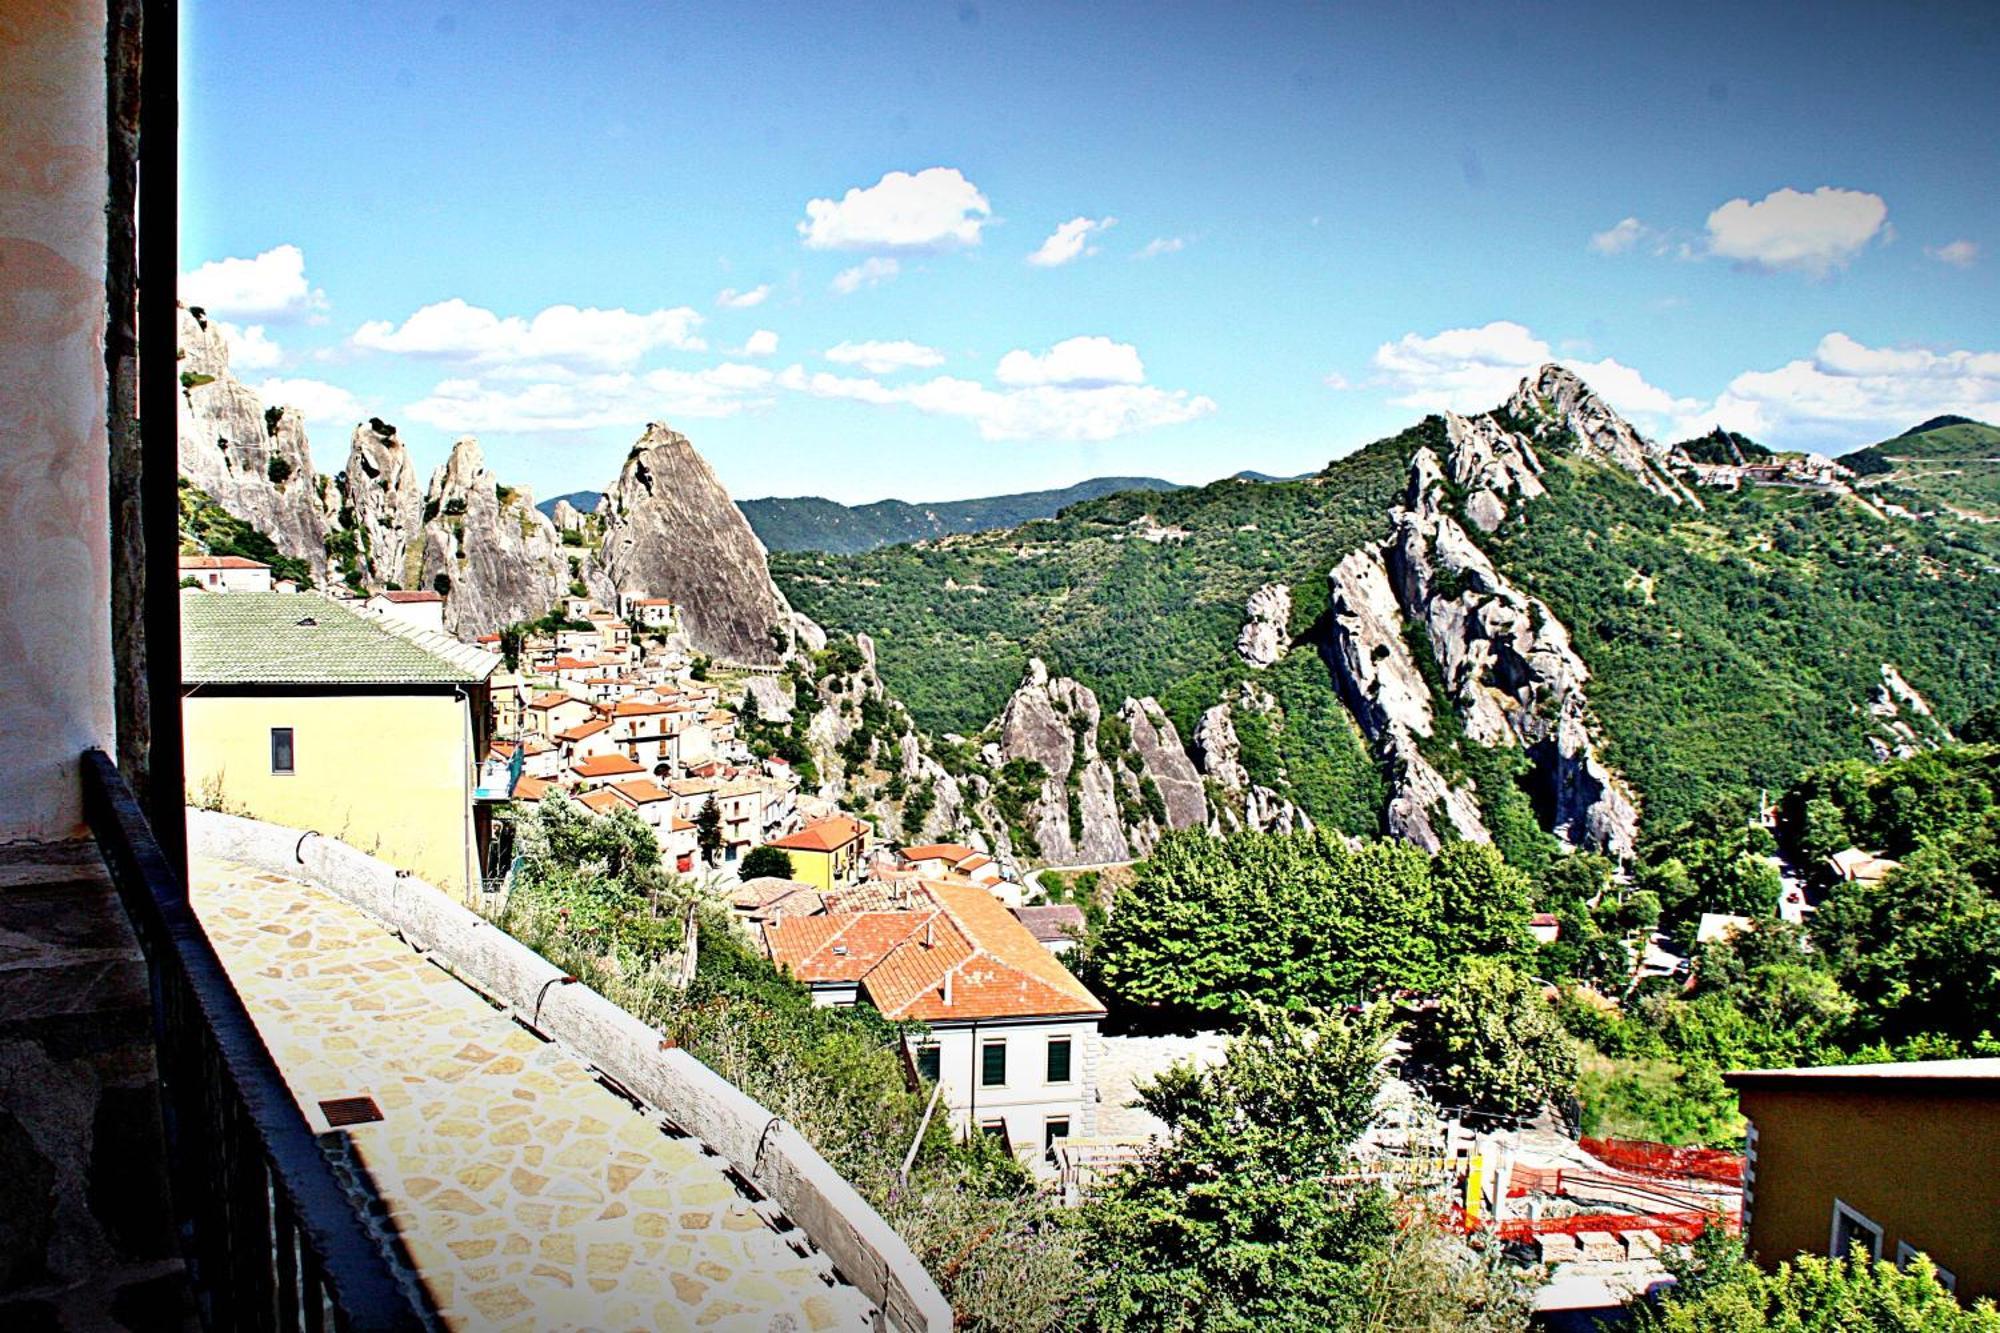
<box><xmin>1704</xmin><ymin>186</ymin><xmax>1889</xmax><ymax>277</ymax></box>
<box><xmin>825</xmin><ymin>340</ymin><xmax>945</xmax><ymax>374</ymax></box>
<box><xmin>352</xmin><ymin>299</ymin><xmax>706</xmax><ymax>369</ymax></box>
<box><xmin>181</xmin><ymin>245</ymin><xmax>325</xmax><ymax>320</ymax></box>
<box><xmin>715</xmin><ymin>284</ymin><xmax>771</xmax><ymax>309</ymax></box>
<box><xmin>799</xmin><ymin>168</ymin><xmax>991</xmax><ymax>251</ymax></box>
<box><xmin>1369</xmin><ymin>320</ymin><xmax>1699</xmax><ymax>430</ymax></box>
<box><xmin>402</xmin><ymin>364</ymin><xmax>778</xmax><ymax>434</ymax></box>
<box><xmin>254</xmin><ymin>376</ymin><xmax>365</xmax><ymax>434</ymax></box>
<box><xmin>1027</xmin><ymin>216</ymin><xmax>1115</xmax><ymax>267</ymax></box>
<box><xmin>218</xmin><ymin>321</ymin><xmax>283</xmax><ymax>372</ymax></box>
<box><xmin>831</xmin><ymin>257</ymin><xmax>900</xmax><ymax>295</ymax></box>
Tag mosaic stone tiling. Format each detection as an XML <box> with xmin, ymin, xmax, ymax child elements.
<box><xmin>191</xmin><ymin>856</ymin><xmax>875</xmax><ymax>1333</ymax></box>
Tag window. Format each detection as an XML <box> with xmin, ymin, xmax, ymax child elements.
<box><xmin>981</xmin><ymin>1039</ymin><xmax>1007</xmax><ymax>1087</ymax></box>
<box><xmin>978</xmin><ymin>1120</ymin><xmax>1010</xmax><ymax>1151</ymax></box>
<box><xmin>1044</xmin><ymin>1117</ymin><xmax>1070</xmax><ymax>1159</ymax></box>
<box><xmin>1046</xmin><ymin>1035</ymin><xmax>1073</xmax><ymax>1084</ymax></box>
<box><xmin>1830</xmin><ymin>1200</ymin><xmax>1882</xmax><ymax>1262</ymax></box>
<box><xmin>1896</xmin><ymin>1241</ymin><xmax>1956</xmax><ymax>1292</ymax></box>
<box><xmin>270</xmin><ymin>727</ymin><xmax>295</xmax><ymax>774</ymax></box>
<box><xmin>914</xmin><ymin>1043</ymin><xmax>940</xmax><ymax>1084</ymax></box>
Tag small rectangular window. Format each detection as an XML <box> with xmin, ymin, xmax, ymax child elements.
<box><xmin>1831</xmin><ymin>1199</ymin><xmax>1882</xmax><ymax>1262</ymax></box>
<box><xmin>981</xmin><ymin>1040</ymin><xmax>1007</xmax><ymax>1087</ymax></box>
<box><xmin>1046</xmin><ymin>1036</ymin><xmax>1073</xmax><ymax>1084</ymax></box>
<box><xmin>1044</xmin><ymin>1117</ymin><xmax>1070</xmax><ymax>1158</ymax></box>
<box><xmin>270</xmin><ymin>727</ymin><xmax>295</xmax><ymax>774</ymax></box>
<box><xmin>915</xmin><ymin>1043</ymin><xmax>940</xmax><ymax>1084</ymax></box>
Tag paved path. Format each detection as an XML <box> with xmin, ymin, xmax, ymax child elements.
<box><xmin>193</xmin><ymin>855</ymin><xmax>873</xmax><ymax>1333</ymax></box>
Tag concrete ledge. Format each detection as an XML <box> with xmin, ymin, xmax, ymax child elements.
<box><xmin>189</xmin><ymin>809</ymin><xmax>953</xmax><ymax>1332</ymax></box>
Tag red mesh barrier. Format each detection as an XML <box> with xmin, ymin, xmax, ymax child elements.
<box><xmin>1581</xmin><ymin>1136</ymin><xmax>1744</xmax><ymax>1185</ymax></box>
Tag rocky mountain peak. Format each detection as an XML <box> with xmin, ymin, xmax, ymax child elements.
<box><xmin>592</xmin><ymin>422</ymin><xmax>802</xmax><ymax>665</ymax></box>
<box><xmin>175</xmin><ymin>303</ymin><xmax>332</xmax><ymax>578</ymax></box>
<box><xmin>339</xmin><ymin>419</ymin><xmax>426</xmax><ymax>590</ymax></box>
<box><xmin>1506</xmin><ymin>363</ymin><xmax>1703</xmax><ymax>508</ymax></box>
<box><xmin>414</xmin><ymin>435</ymin><xmax>566</xmax><ymax>635</ymax></box>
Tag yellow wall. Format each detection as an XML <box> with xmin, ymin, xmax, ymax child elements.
<box><xmin>786</xmin><ymin>847</ymin><xmax>836</xmax><ymax>892</ymax></box>
<box><xmin>1740</xmin><ymin>1085</ymin><xmax>2000</xmax><ymax>1299</ymax></box>
<box><xmin>184</xmin><ymin>691</ymin><xmax>477</xmax><ymax>900</ymax></box>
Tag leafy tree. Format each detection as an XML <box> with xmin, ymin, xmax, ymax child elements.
<box><xmin>695</xmin><ymin>796</ymin><xmax>722</xmax><ymax>867</ymax></box>
<box><xmin>737</xmin><ymin>845</ymin><xmax>795</xmax><ymax>880</ymax></box>
<box><xmin>1635</xmin><ymin>1234</ymin><xmax>1999</xmax><ymax>1333</ymax></box>
<box><xmin>1432</xmin><ymin>841</ymin><xmax>1534</xmax><ymax>967</ymax></box>
<box><xmin>1410</xmin><ymin>961</ymin><xmax>1579</xmax><ymax>1119</ymax></box>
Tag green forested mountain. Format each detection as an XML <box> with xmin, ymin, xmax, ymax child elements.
<box><xmin>738</xmin><ymin>475</ymin><xmax>1180</xmax><ymax>554</ymax></box>
<box><xmin>774</xmin><ymin>402</ymin><xmax>2000</xmax><ymax>843</ymax></box>
<box><xmin>1843</xmin><ymin>415</ymin><xmax>2000</xmax><ymax>519</ymax></box>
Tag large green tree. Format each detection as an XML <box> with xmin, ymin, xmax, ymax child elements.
<box><xmin>1410</xmin><ymin>961</ymin><xmax>1579</xmax><ymax>1119</ymax></box>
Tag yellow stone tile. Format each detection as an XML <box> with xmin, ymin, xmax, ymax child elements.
<box><xmin>466</xmin><ymin>1283</ymin><xmax>531</xmax><ymax>1322</ymax></box>
<box><xmin>537</xmin><ymin>1234</ymin><xmax>576</xmax><ymax>1264</ymax></box>
<box><xmin>585</xmin><ymin>1241</ymin><xmax>634</xmax><ymax>1278</ymax></box>
<box><xmin>444</xmin><ymin>1238</ymin><xmax>495</xmax><ymax>1261</ymax></box>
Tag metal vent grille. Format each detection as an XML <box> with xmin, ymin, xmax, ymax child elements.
<box><xmin>318</xmin><ymin>1096</ymin><xmax>384</xmax><ymax>1128</ymax></box>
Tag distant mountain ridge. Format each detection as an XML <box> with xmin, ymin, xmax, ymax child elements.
<box><xmin>736</xmin><ymin>475</ymin><xmax>1182</xmax><ymax>554</ymax></box>
<box><xmin>537</xmin><ymin>489</ymin><xmax>603</xmax><ymax>518</ymax></box>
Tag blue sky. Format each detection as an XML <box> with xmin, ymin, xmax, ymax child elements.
<box><xmin>181</xmin><ymin>1</ymin><xmax>2000</xmax><ymax>505</ymax></box>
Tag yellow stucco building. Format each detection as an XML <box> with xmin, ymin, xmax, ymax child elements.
<box><xmin>1727</xmin><ymin>1059</ymin><xmax>2000</xmax><ymax>1301</ymax></box>
<box><xmin>763</xmin><ymin>815</ymin><xmax>869</xmax><ymax>891</ymax></box>
<box><xmin>182</xmin><ymin>592</ymin><xmax>498</xmax><ymax>900</ymax></box>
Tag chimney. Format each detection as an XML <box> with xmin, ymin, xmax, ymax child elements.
<box><xmin>924</xmin><ymin>919</ymin><xmax>934</xmax><ymax>949</ymax></box>
<box><xmin>942</xmin><ymin>968</ymin><xmax>953</xmax><ymax>1007</ymax></box>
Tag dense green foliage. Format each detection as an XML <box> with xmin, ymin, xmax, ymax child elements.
<box><xmin>736</xmin><ymin>845</ymin><xmax>796</xmax><ymax>880</ymax></box>
<box><xmin>178</xmin><ymin>478</ymin><xmax>314</xmax><ymax>586</ymax></box>
<box><xmin>1408</xmin><ymin>961</ymin><xmax>1580</xmax><ymax>1118</ymax></box>
<box><xmin>742</xmin><ymin>476</ymin><xmax>1182</xmax><ymax>554</ymax></box>
<box><xmin>1637</xmin><ymin>1230</ymin><xmax>1999</xmax><ymax>1332</ymax></box>
<box><xmin>1091</xmin><ymin>828</ymin><xmax>1531</xmax><ymax>1021</ymax></box>
<box><xmin>1485</xmin><ymin>459</ymin><xmax>2000</xmax><ymax>833</ymax></box>
<box><xmin>1082</xmin><ymin>1005</ymin><xmax>1531</xmax><ymax>1332</ymax></box>
<box><xmin>1843</xmin><ymin>415</ymin><xmax>2000</xmax><ymax>519</ymax></box>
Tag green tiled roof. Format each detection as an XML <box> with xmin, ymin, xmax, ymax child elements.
<box><xmin>181</xmin><ymin>592</ymin><xmax>498</xmax><ymax>686</ymax></box>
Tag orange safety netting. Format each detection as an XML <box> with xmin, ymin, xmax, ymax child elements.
<box><xmin>1580</xmin><ymin>1136</ymin><xmax>1744</xmax><ymax>1185</ymax></box>
<box><xmin>1450</xmin><ymin>1204</ymin><xmax>1737</xmax><ymax>1244</ymax></box>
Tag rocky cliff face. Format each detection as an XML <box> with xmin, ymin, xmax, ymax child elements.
<box><xmin>1191</xmin><ymin>687</ymin><xmax>1313</xmax><ymax>836</ymax></box>
<box><xmin>1320</xmin><ymin>377</ymin><xmax>1642</xmax><ymax>859</ymax></box>
<box><xmin>415</xmin><ymin>437</ymin><xmax>568</xmax><ymax>636</ymax></box>
<box><xmin>1508</xmin><ymin>364</ymin><xmax>1703</xmax><ymax>509</ymax></box>
<box><xmin>592</xmin><ymin>424</ymin><xmax>800</xmax><ymax>665</ymax></box>
<box><xmin>1235</xmin><ymin>583</ymin><xmax>1291</xmax><ymax>668</ymax></box>
<box><xmin>985</xmin><ymin>659</ymin><xmax>1209</xmax><ymax>865</ymax></box>
<box><xmin>337</xmin><ymin>419</ymin><xmax>426</xmax><ymax>590</ymax></box>
<box><xmin>176</xmin><ymin>304</ymin><xmax>331</xmax><ymax>576</ymax></box>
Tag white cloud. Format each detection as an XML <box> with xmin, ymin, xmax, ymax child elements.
<box><xmin>737</xmin><ymin>329</ymin><xmax>779</xmax><ymax>357</ymax></box>
<box><xmin>716</xmin><ymin>284</ymin><xmax>771</xmax><ymax>309</ymax></box>
<box><xmin>1137</xmin><ymin>236</ymin><xmax>1186</xmax><ymax>259</ymax></box>
<box><xmin>996</xmin><ymin>336</ymin><xmax>1145</xmax><ymax>388</ymax></box>
<box><xmin>180</xmin><ymin>245</ymin><xmax>325</xmax><ymax>320</ymax></box>
<box><xmin>253</xmin><ymin>376</ymin><xmax>364</xmax><ymax>435</ymax></box>
<box><xmin>1589</xmin><ymin>217</ymin><xmax>1653</xmax><ymax>256</ymax></box>
<box><xmin>778</xmin><ymin>363</ymin><xmax>1213</xmax><ymax>442</ymax></box>
<box><xmin>830</xmin><ymin>257</ymin><xmax>901</xmax><ymax>295</ymax></box>
<box><xmin>1926</xmin><ymin>239</ymin><xmax>1980</xmax><ymax>268</ymax></box>
<box><xmin>351</xmin><ymin>298</ymin><xmax>706</xmax><ymax>369</ymax></box>
<box><xmin>1689</xmin><ymin>332</ymin><xmax>2000</xmax><ymax>444</ymax></box>
<box><xmin>216</xmin><ymin>321</ymin><xmax>283</xmax><ymax>372</ymax></box>
<box><xmin>824</xmin><ymin>339</ymin><xmax>945</xmax><ymax>374</ymax></box>
<box><xmin>1027</xmin><ymin>216</ymin><xmax>1115</xmax><ymax>267</ymax></box>
<box><xmin>402</xmin><ymin>363</ymin><xmax>776</xmax><ymax>434</ymax></box>
<box><xmin>1704</xmin><ymin>186</ymin><xmax>1889</xmax><ymax>277</ymax></box>
<box><xmin>798</xmin><ymin>167</ymin><xmax>991</xmax><ymax>251</ymax></box>
<box><xmin>1369</xmin><ymin>319</ymin><xmax>1701</xmax><ymax>431</ymax></box>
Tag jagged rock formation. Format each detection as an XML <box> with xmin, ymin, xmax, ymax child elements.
<box><xmin>1508</xmin><ymin>364</ymin><xmax>1703</xmax><ymax>509</ymax></box>
<box><xmin>1866</xmin><ymin>662</ymin><xmax>1954</xmax><ymax>760</ymax></box>
<box><xmin>338</xmin><ymin>419</ymin><xmax>426</xmax><ymax>590</ymax></box>
<box><xmin>1443</xmin><ymin>412</ymin><xmax>1545</xmax><ymax>534</ymax></box>
<box><xmin>592</xmin><ymin>424</ymin><xmax>800</xmax><ymax>665</ymax></box>
<box><xmin>176</xmin><ymin>304</ymin><xmax>331</xmax><ymax>576</ymax></box>
<box><xmin>1191</xmin><ymin>688</ymin><xmax>1312</xmax><ymax>835</ymax></box>
<box><xmin>1322</xmin><ymin>415</ymin><xmax>1641</xmax><ymax>858</ymax></box>
<box><xmin>414</xmin><ymin>437</ymin><xmax>568</xmax><ymax>636</ymax></box>
<box><xmin>550</xmin><ymin>498</ymin><xmax>587</xmax><ymax>533</ymax></box>
<box><xmin>1235</xmin><ymin>583</ymin><xmax>1292</xmax><ymax>668</ymax></box>
<box><xmin>984</xmin><ymin>660</ymin><xmax>1208</xmax><ymax>865</ymax></box>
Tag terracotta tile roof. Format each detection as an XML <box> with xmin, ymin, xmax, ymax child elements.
<box><xmin>611</xmin><ymin>778</ymin><xmax>675</xmax><ymax>806</ymax></box>
<box><xmin>667</xmin><ymin>778</ymin><xmax>718</xmax><ymax>797</ymax></box>
<box><xmin>512</xmin><ymin>775</ymin><xmax>551</xmax><ymax>802</ymax></box>
<box><xmin>555</xmin><ymin>719</ymin><xmax>611</xmax><ymax>741</ymax></box>
<box><xmin>578</xmin><ymin>789</ymin><xmax>625</xmax><ymax>815</ymax></box>
<box><xmin>901</xmin><ymin>843</ymin><xmax>979</xmax><ymax>865</ymax></box>
<box><xmin>634</xmin><ymin>598</ymin><xmax>677</xmax><ymax>607</ymax></box>
<box><xmin>668</xmin><ymin>817</ymin><xmax>696</xmax><ymax>832</ymax></box>
<box><xmin>768</xmin><ymin>816</ymin><xmax>867</xmax><ymax>854</ymax></box>
<box><xmin>1011</xmin><ymin>904</ymin><xmax>1087</xmax><ymax>944</ymax></box>
<box><xmin>179</xmin><ymin>554</ymin><xmax>269</xmax><ymax>570</ymax></box>
<box><xmin>527</xmin><ymin>692</ymin><xmax>578</xmax><ymax>711</ymax></box>
<box><xmin>570</xmin><ymin>754</ymin><xmax>645</xmax><ymax>779</ymax></box>
<box><xmin>956</xmin><ymin>853</ymin><xmax>993</xmax><ymax>871</ymax></box>
<box><xmin>763</xmin><ymin>881</ymin><xmax>1102</xmax><ymax>1022</ymax></box>
<box><xmin>378</xmin><ymin>590</ymin><xmax>443</xmax><ymax>603</ymax></box>
<box><xmin>612</xmin><ymin>700</ymin><xmax>677</xmax><ymax>717</ymax></box>
<box><xmin>552</xmin><ymin>657</ymin><xmax>595</xmax><ymax>671</ymax></box>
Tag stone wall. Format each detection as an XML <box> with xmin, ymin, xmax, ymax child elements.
<box><xmin>0</xmin><ymin>0</ymin><xmax>119</xmax><ymax>840</ymax></box>
<box><xmin>190</xmin><ymin>809</ymin><xmax>954</xmax><ymax>1333</ymax></box>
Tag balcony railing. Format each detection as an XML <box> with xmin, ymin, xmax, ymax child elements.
<box><xmin>81</xmin><ymin>750</ymin><xmax>423</xmax><ymax>1333</ymax></box>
